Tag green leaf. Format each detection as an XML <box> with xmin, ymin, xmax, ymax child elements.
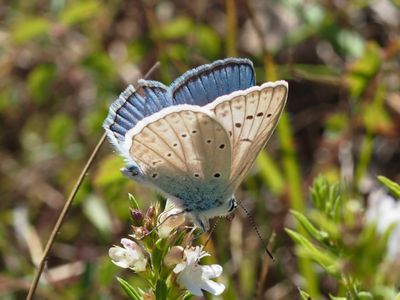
<box><xmin>155</xmin><ymin>280</ymin><xmax>168</xmax><ymax>300</ymax></box>
<box><xmin>310</xmin><ymin>176</ymin><xmax>342</xmax><ymax>222</ymax></box>
<box><xmin>82</xmin><ymin>194</ymin><xmax>112</xmax><ymax>236</ymax></box>
<box><xmin>11</xmin><ymin>17</ymin><xmax>50</xmax><ymax>44</ymax></box>
<box><xmin>337</xmin><ymin>29</ymin><xmax>365</xmax><ymax>58</ymax></box>
<box><xmin>281</xmin><ymin>64</ymin><xmax>341</xmax><ymax>84</ymax></box>
<box><xmin>156</xmin><ymin>17</ymin><xmax>194</xmax><ymax>39</ymax></box>
<box><xmin>346</xmin><ymin>42</ymin><xmax>380</xmax><ymax>99</ymax></box>
<box><xmin>95</xmin><ymin>155</ymin><xmax>125</xmax><ymax>186</ymax></box>
<box><xmin>60</xmin><ymin>1</ymin><xmax>101</xmax><ymax>26</ymax></box>
<box><xmin>28</xmin><ymin>64</ymin><xmax>57</xmax><ymax>104</ymax></box>
<box><xmin>285</xmin><ymin>228</ymin><xmax>337</xmax><ymax>274</ymax></box>
<box><xmin>325</xmin><ymin>113</ymin><xmax>349</xmax><ymax>136</ymax></box>
<box><xmin>183</xmin><ymin>293</ymin><xmax>194</xmax><ymax>300</ymax></box>
<box><xmin>357</xmin><ymin>292</ymin><xmax>373</xmax><ymax>300</ymax></box>
<box><xmin>362</xmin><ymin>84</ymin><xmax>391</xmax><ymax>133</ymax></box>
<box><xmin>82</xmin><ymin>52</ymin><xmax>116</xmax><ymax>83</ymax></box>
<box><xmin>117</xmin><ymin>277</ymin><xmax>143</xmax><ymax>300</ymax></box>
<box><xmin>47</xmin><ymin>113</ymin><xmax>75</xmax><ymax>151</ymax></box>
<box><xmin>291</xmin><ymin>210</ymin><xmax>329</xmax><ymax>242</ymax></box>
<box><xmin>299</xmin><ymin>289</ymin><xmax>312</xmax><ymax>300</ymax></box>
<box><xmin>152</xmin><ymin>239</ymin><xmax>167</xmax><ymax>273</ymax></box>
<box><xmin>309</xmin><ymin>211</ymin><xmax>340</xmax><ymax>240</ymax></box>
<box><xmin>128</xmin><ymin>193</ymin><xmax>140</xmax><ymax>210</ymax></box>
<box><xmin>378</xmin><ymin>176</ymin><xmax>400</xmax><ymax>198</ymax></box>
<box><xmin>330</xmin><ymin>296</ymin><xmax>347</xmax><ymax>300</ymax></box>
<box><xmin>195</xmin><ymin>25</ymin><xmax>221</xmax><ymax>58</ymax></box>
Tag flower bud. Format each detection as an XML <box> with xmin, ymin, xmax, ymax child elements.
<box><xmin>146</xmin><ymin>205</ymin><xmax>156</xmax><ymax>219</ymax></box>
<box><xmin>130</xmin><ymin>209</ymin><xmax>144</xmax><ymax>226</ymax></box>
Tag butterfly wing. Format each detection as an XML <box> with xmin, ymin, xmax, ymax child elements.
<box><xmin>122</xmin><ymin>105</ymin><xmax>232</xmax><ymax>214</ymax></box>
<box><xmin>206</xmin><ymin>81</ymin><xmax>288</xmax><ymax>191</ymax></box>
<box><xmin>170</xmin><ymin>58</ymin><xmax>255</xmax><ymax>106</ymax></box>
<box><xmin>103</xmin><ymin>58</ymin><xmax>254</xmax><ymax>155</ymax></box>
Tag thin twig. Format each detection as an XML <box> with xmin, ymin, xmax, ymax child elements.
<box><xmin>26</xmin><ymin>62</ymin><xmax>160</xmax><ymax>300</ymax></box>
<box><xmin>26</xmin><ymin>134</ymin><xmax>106</xmax><ymax>300</ymax></box>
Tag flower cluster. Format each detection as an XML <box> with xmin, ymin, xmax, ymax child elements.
<box><xmin>108</xmin><ymin>197</ymin><xmax>225</xmax><ymax>298</ymax></box>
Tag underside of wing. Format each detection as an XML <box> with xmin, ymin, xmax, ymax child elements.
<box><xmin>126</xmin><ymin>106</ymin><xmax>232</xmax><ymax>212</ymax></box>
<box><xmin>208</xmin><ymin>81</ymin><xmax>288</xmax><ymax>191</ymax></box>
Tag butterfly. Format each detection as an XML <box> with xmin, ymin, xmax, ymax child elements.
<box><xmin>103</xmin><ymin>58</ymin><xmax>288</xmax><ymax>231</ymax></box>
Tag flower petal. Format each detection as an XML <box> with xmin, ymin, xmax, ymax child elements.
<box><xmin>200</xmin><ymin>279</ymin><xmax>225</xmax><ymax>296</ymax></box>
<box><xmin>177</xmin><ymin>270</ymin><xmax>204</xmax><ymax>296</ymax></box>
<box><xmin>201</xmin><ymin>264</ymin><xmax>223</xmax><ymax>279</ymax></box>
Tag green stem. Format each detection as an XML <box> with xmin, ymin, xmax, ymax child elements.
<box><xmin>264</xmin><ymin>56</ymin><xmax>319</xmax><ymax>296</ymax></box>
<box><xmin>277</xmin><ymin>113</ymin><xmax>319</xmax><ymax>296</ymax></box>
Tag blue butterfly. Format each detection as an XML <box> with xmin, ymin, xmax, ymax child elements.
<box><xmin>104</xmin><ymin>58</ymin><xmax>288</xmax><ymax>231</ymax></box>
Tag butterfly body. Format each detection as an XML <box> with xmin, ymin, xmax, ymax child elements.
<box><xmin>104</xmin><ymin>58</ymin><xmax>288</xmax><ymax>231</ymax></box>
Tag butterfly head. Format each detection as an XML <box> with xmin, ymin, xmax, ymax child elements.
<box><xmin>189</xmin><ymin>197</ymin><xmax>237</xmax><ymax>232</ymax></box>
<box><xmin>120</xmin><ymin>162</ymin><xmax>147</xmax><ymax>183</ymax></box>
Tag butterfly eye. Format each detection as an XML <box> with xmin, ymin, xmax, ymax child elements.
<box><xmin>228</xmin><ymin>198</ymin><xmax>237</xmax><ymax>212</ymax></box>
<box><xmin>120</xmin><ymin>163</ymin><xmax>139</xmax><ymax>178</ymax></box>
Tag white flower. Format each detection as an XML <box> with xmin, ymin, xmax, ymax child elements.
<box><xmin>109</xmin><ymin>238</ymin><xmax>147</xmax><ymax>272</ymax></box>
<box><xmin>157</xmin><ymin>200</ymin><xmax>186</xmax><ymax>239</ymax></box>
<box><xmin>366</xmin><ymin>189</ymin><xmax>400</xmax><ymax>260</ymax></box>
<box><xmin>172</xmin><ymin>246</ymin><xmax>225</xmax><ymax>297</ymax></box>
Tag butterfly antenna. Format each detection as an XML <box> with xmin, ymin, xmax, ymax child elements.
<box><xmin>237</xmin><ymin>202</ymin><xmax>275</xmax><ymax>261</ymax></box>
<box><xmin>140</xmin><ymin>62</ymin><xmax>161</xmax><ymax>84</ymax></box>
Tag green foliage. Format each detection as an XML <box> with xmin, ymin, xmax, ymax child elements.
<box><xmin>256</xmin><ymin>151</ymin><xmax>285</xmax><ymax>196</ymax></box>
<box><xmin>47</xmin><ymin>113</ymin><xmax>75</xmax><ymax>151</ymax></box>
<box><xmin>346</xmin><ymin>43</ymin><xmax>381</xmax><ymax>99</ymax></box>
<box><xmin>28</xmin><ymin>64</ymin><xmax>57</xmax><ymax>104</ymax></box>
<box><xmin>60</xmin><ymin>1</ymin><xmax>101</xmax><ymax>26</ymax></box>
<box><xmin>310</xmin><ymin>176</ymin><xmax>342</xmax><ymax>222</ymax></box>
<box><xmin>117</xmin><ymin>277</ymin><xmax>144</xmax><ymax>300</ymax></box>
<box><xmin>288</xmin><ymin>176</ymin><xmax>399</xmax><ymax>299</ymax></box>
<box><xmin>82</xmin><ymin>194</ymin><xmax>112</xmax><ymax>236</ymax></box>
<box><xmin>378</xmin><ymin>176</ymin><xmax>400</xmax><ymax>199</ymax></box>
<box><xmin>155</xmin><ymin>280</ymin><xmax>168</xmax><ymax>300</ymax></box>
<box><xmin>11</xmin><ymin>17</ymin><xmax>50</xmax><ymax>44</ymax></box>
<box><xmin>2</xmin><ymin>0</ymin><xmax>400</xmax><ymax>299</ymax></box>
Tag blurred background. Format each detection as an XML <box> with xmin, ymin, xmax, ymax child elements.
<box><xmin>0</xmin><ymin>0</ymin><xmax>399</xmax><ymax>299</ymax></box>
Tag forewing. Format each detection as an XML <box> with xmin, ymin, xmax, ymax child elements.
<box><xmin>208</xmin><ymin>81</ymin><xmax>288</xmax><ymax>191</ymax></box>
<box><xmin>125</xmin><ymin>106</ymin><xmax>232</xmax><ymax>210</ymax></box>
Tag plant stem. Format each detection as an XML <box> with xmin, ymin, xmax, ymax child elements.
<box><xmin>26</xmin><ymin>62</ymin><xmax>160</xmax><ymax>300</ymax></box>
<box><xmin>226</xmin><ymin>0</ymin><xmax>237</xmax><ymax>57</ymax></box>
